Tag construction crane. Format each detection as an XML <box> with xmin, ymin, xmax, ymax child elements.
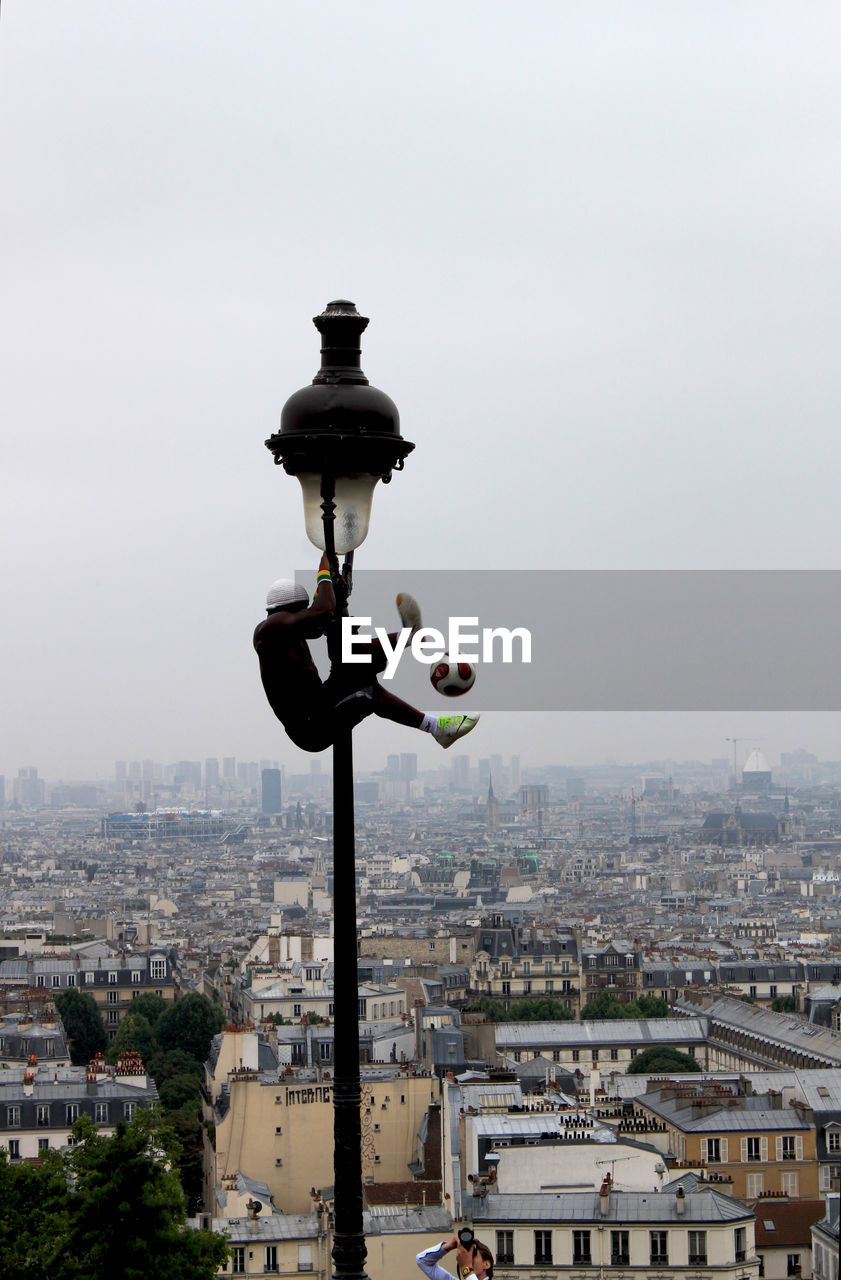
<box><xmin>725</xmin><ymin>736</ymin><xmax>758</xmax><ymax>790</ymax></box>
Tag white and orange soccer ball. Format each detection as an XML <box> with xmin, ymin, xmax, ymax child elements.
<box><xmin>430</xmin><ymin>654</ymin><xmax>477</xmax><ymax>697</ymax></box>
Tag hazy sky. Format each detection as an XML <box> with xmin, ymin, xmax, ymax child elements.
<box><xmin>2</xmin><ymin>2</ymin><xmax>840</xmax><ymax>781</ymax></box>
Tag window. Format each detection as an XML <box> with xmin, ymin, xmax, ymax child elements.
<box><xmin>592</xmin><ymin>1049</ymin><xmax>599</xmax><ymax>1061</ymax></box>
<box><xmin>298</xmin><ymin>1245</ymin><xmax>313</xmax><ymax>1272</ymax></box>
<box><xmin>534</xmin><ymin>1230</ymin><xmax>552</xmax><ymax>1265</ymax></box>
<box><xmin>107</xmin><ymin>990</ymin><xmax>119</xmax><ymax>1004</ymax></box>
<box><xmin>124</xmin><ymin>1102</ymin><xmax>137</xmax><ymax>1119</ymax></box>
<box><xmin>523</xmin><ymin>981</ymin><xmax>532</xmax><ymax>995</ymax></box>
<box><xmin>293</xmin><ymin>1004</ymin><xmax>302</xmax><ymax>1017</ymax></box>
<box><xmin>611</xmin><ymin>1230</ymin><xmax>629</xmax><ymax>1266</ymax></box>
<box><xmin>780</xmin><ymin>1136</ymin><xmax>797</xmax><ymax>1161</ymax></box>
<box><xmin>781</xmin><ymin>1171</ymin><xmax>799</xmax><ymax>1197</ymax></box>
<box><xmin>85</xmin><ymin>972</ymin><xmax>94</xmax><ymax>983</ymax></box>
<box><xmin>38</xmin><ymin>1137</ymin><xmax>49</xmax><ymax>1152</ymax></box>
<box><xmin>750</xmin><ymin>985</ymin><xmax>758</xmax><ymax>998</ymax></box>
<box><xmin>232</xmin><ymin>1246</ymin><xmax>245</xmax><ymax>1274</ymax></box>
<box><xmin>501</xmin><ymin>961</ymin><xmax>510</xmax><ymax>976</ymax></box>
<box><xmin>66</xmin><ymin>1104</ymin><xmax>79</xmax><ymax>1124</ymax></box>
<box><xmin>37</xmin><ymin>1104</ymin><xmax>50</xmax><ymax>1127</ymax></box>
<box><xmin>705</xmin><ymin>1137</ymin><xmax>721</xmax><ymax>1163</ymax></box>
<box><xmin>150</xmin><ymin>958</ymin><xmax>166</xmax><ymax>980</ymax></box>
<box><xmin>513</xmin><ymin>1050</ymin><xmax>521</xmax><ymax>1063</ymax></box>
<box><xmin>319</xmin><ymin>1042</ymin><xmax>331</xmax><ymax>1061</ymax></box>
<box><xmin>610</xmin><ymin>1049</ymin><xmax>619</xmax><ymax>1061</ymax></box>
<box><xmin>770</xmin><ymin>985</ymin><xmax>778</xmax><ymax>997</ymax></box>
<box><xmin>828</xmin><ymin>1131</ymin><xmax>841</xmax><ymax>1153</ymax></box>
<box><xmin>650</xmin><ymin>1231</ymin><xmax>668</xmax><ymax>1265</ymax></box>
<box><xmin>545</xmin><ymin>980</ymin><xmax>554</xmax><ymax>993</ymax></box>
<box><xmin>747</xmin><ymin>1173</ymin><xmax>764</xmax><ymax>1198</ymax></box>
<box><xmin>787</xmin><ymin>1255</ymin><xmax>802</xmax><ymax>1277</ymax></box>
<box><xmin>745</xmin><ymin>1136</ymin><xmax>762</xmax><ymax>1161</ymax></box>
<box><xmin>51</xmin><ymin>974</ymin><xmax>61</xmax><ymax>987</ymax></box>
<box><xmin>688</xmin><ymin>1231</ymin><xmax>707</xmax><ymax>1265</ymax></box>
<box><xmin>735</xmin><ymin>1227</ymin><xmax>747</xmax><ymax>1263</ymax></box>
<box><xmin>8</xmin><ymin>1139</ymin><xmax>20</xmax><ymax>1159</ymax></box>
<box><xmin>496</xmin><ymin>1231</ymin><xmax>514</xmax><ymax>1265</ymax></box>
<box><xmin>6</xmin><ymin>1105</ymin><xmax>21</xmax><ymax>1128</ymax></box>
<box><xmin>94</xmin><ymin>1103</ymin><xmax>109</xmax><ymax>1124</ymax></box>
<box><xmin>108</xmin><ymin>972</ymin><xmax>118</xmax><ymax>984</ymax></box>
<box><xmin>522</xmin><ymin>961</ymin><xmax>531</xmax><ymax>976</ymax></box>
<box><xmin>66</xmin><ymin>973</ymin><xmax>75</xmax><ymax>986</ymax></box>
<box><xmin>131</xmin><ymin>971</ymin><xmax>141</xmax><ymax>984</ymax></box>
<box><xmin>107</xmin><ymin>1010</ymin><xmax>119</xmax><ymax>1025</ymax></box>
<box><xmin>573</xmin><ymin>1230</ymin><xmax>591</xmax><ymax>1264</ymax></box>
<box><xmin>501</xmin><ymin>981</ymin><xmax>510</xmax><ymax>997</ymax></box>
<box><xmin>572</xmin><ymin>1049</ymin><xmax>580</xmax><ymax>1062</ymax></box>
<box><xmin>552</xmin><ymin>1050</ymin><xmax>561</xmax><ymax>1062</ymax></box>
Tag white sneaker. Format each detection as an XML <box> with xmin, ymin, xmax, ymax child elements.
<box><xmin>433</xmin><ymin>713</ymin><xmax>480</xmax><ymax>749</ymax></box>
<box><xmin>396</xmin><ymin>592</ymin><xmax>422</xmax><ymax>638</ymax></box>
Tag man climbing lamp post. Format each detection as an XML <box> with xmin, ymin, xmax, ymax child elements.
<box><xmin>265</xmin><ymin>301</ymin><xmax>414</xmax><ymax>1280</ymax></box>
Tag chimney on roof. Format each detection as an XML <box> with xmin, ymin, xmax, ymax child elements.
<box><xmin>599</xmin><ymin>1173</ymin><xmax>611</xmax><ymax>1216</ymax></box>
<box><xmin>676</xmin><ymin>1185</ymin><xmax>686</xmax><ymax>1215</ymax></box>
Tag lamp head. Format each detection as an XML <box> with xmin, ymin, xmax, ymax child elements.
<box><xmin>266</xmin><ymin>301</ymin><xmax>414</xmax><ymax>554</ymax></box>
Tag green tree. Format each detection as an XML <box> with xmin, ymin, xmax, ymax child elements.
<box><xmin>636</xmin><ymin>994</ymin><xmax>669</xmax><ymax>1017</ymax></box>
<box><xmin>0</xmin><ymin>1148</ymin><xmax>70</xmax><ymax>1279</ymax></box>
<box><xmin>55</xmin><ymin>988</ymin><xmax>107</xmax><ymax>1065</ymax></box>
<box><xmin>64</xmin><ymin>1111</ymin><xmax>228</xmax><ymax>1279</ymax></box>
<box><xmin>126</xmin><ymin>990</ymin><xmax>167</xmax><ymax>1029</ymax></box>
<box><xmin>155</xmin><ymin>993</ymin><xmax>224</xmax><ymax>1063</ymax></box>
<box><xmin>0</xmin><ymin>1113</ymin><xmax>227</xmax><ymax>1280</ymax></box>
<box><xmin>581</xmin><ymin>992</ymin><xmax>669</xmax><ymax>1021</ymax></box>
<box><xmin>158</xmin><ymin>1073</ymin><xmax>202</xmax><ymax>1111</ymax></box>
<box><xmin>626</xmin><ymin>1046</ymin><xmax>701</xmax><ymax>1074</ymax></box>
<box><xmin>107</xmin><ymin>1013</ymin><xmax>157</xmax><ymax>1066</ymax></box>
<box><xmin>771</xmin><ymin>995</ymin><xmax>797</xmax><ymax>1012</ymax></box>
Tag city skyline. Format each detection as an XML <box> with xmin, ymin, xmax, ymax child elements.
<box><xmin>3</xmin><ymin>6</ymin><xmax>840</xmax><ymax>791</ymax></box>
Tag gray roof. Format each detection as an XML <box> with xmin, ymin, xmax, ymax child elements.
<box><xmin>495</xmin><ymin>1018</ymin><xmax>707</xmax><ymax>1049</ymax></box>
<box><xmin>470</xmin><ymin>1188</ymin><xmax>752</xmax><ymax>1225</ymax></box>
<box><xmin>699</xmin><ymin>996</ymin><xmax>841</xmax><ymax>1064</ymax></box>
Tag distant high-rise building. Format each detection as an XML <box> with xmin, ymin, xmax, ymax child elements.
<box><xmin>386</xmin><ymin>754</ymin><xmax>401</xmax><ymax>778</ymax></box>
<box><xmin>451</xmin><ymin>756</ymin><xmax>470</xmax><ymax>786</ymax></box>
<box><xmin>400</xmin><ymin>753</ymin><xmax>417</xmax><ymax>782</ymax></box>
<box><xmin>246</xmin><ymin>762</ymin><xmax>259</xmax><ymax>790</ymax></box>
<box><xmin>129</xmin><ymin>761</ymin><xmax>142</xmax><ymax>781</ymax></box>
<box><xmin>205</xmin><ymin>758</ymin><xmax>220</xmax><ymax>788</ymax></box>
<box><xmin>223</xmin><ymin>757</ymin><xmax>236</xmax><ymax>780</ymax></box>
<box><xmin>142</xmin><ymin>759</ymin><xmax>155</xmax><ymax>781</ymax></box>
<box><xmin>509</xmin><ymin>755</ymin><xmax>521</xmax><ymax>793</ymax></box>
<box><xmin>478</xmin><ymin>758</ymin><xmax>490</xmax><ymax>790</ymax></box>
<box><xmin>14</xmin><ymin>767</ymin><xmax>45</xmax><ymax>808</ymax></box>
<box><xmin>262</xmin><ymin>769</ymin><xmax>282</xmax><ymax>815</ymax></box>
<box><xmin>115</xmin><ymin>761</ymin><xmax>127</xmax><ymax>782</ymax></box>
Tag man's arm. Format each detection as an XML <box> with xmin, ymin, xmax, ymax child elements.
<box><xmin>254</xmin><ymin>556</ymin><xmax>337</xmax><ymax>647</ymax></box>
<box><xmin>417</xmin><ymin>1238</ymin><xmax>459</xmax><ymax>1280</ymax></box>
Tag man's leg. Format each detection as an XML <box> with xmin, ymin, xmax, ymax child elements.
<box><xmin>371</xmin><ymin>684</ymin><xmax>479</xmax><ymax>748</ymax></box>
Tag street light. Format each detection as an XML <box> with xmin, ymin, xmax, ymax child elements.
<box><xmin>266</xmin><ymin>301</ymin><xmax>413</xmax><ymax>1280</ymax></box>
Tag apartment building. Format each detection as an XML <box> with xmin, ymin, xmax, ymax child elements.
<box><xmin>0</xmin><ymin>1052</ymin><xmax>158</xmax><ymax>1160</ymax></box>
<box><xmin>491</xmin><ymin>1016</ymin><xmax>708</xmax><ymax>1074</ymax></box>
<box><xmin>202</xmin><ymin>1028</ymin><xmax>439</xmax><ymax>1214</ymax></box>
<box><xmin>470</xmin><ymin>924</ymin><xmax>581</xmax><ymax>1014</ymax></box>
<box><xmin>469</xmin><ymin>1183</ymin><xmax>759</xmax><ymax>1280</ymax></box>
<box><xmin>634</xmin><ymin>1082</ymin><xmax>818</xmax><ymax>1202</ymax></box>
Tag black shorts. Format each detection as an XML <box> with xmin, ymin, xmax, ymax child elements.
<box><xmin>283</xmin><ymin>649</ymin><xmax>386</xmax><ymax>753</ymax></box>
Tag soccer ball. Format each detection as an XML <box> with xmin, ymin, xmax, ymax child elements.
<box><xmin>430</xmin><ymin>654</ymin><xmax>477</xmax><ymax>697</ymax></box>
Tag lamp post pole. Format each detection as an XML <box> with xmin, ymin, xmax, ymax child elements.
<box><xmin>266</xmin><ymin>303</ymin><xmax>413</xmax><ymax>1280</ymax></box>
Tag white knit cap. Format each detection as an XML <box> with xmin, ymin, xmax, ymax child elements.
<box><xmin>266</xmin><ymin>578</ymin><xmax>309</xmax><ymax>610</ymax></box>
